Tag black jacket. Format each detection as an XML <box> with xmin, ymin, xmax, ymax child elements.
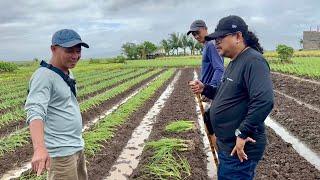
<box><xmin>202</xmin><ymin>48</ymin><xmax>274</xmax><ymax>160</ymax></box>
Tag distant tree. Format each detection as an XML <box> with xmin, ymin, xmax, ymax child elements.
<box><xmin>195</xmin><ymin>42</ymin><xmax>203</xmax><ymax>55</ymax></box>
<box><xmin>33</xmin><ymin>58</ymin><xmax>39</xmax><ymax>63</ymax></box>
<box><xmin>276</xmin><ymin>44</ymin><xmax>294</xmax><ymax>62</ymax></box>
<box><xmin>121</xmin><ymin>42</ymin><xmax>139</xmax><ymax>60</ymax></box>
<box><xmin>143</xmin><ymin>41</ymin><xmax>157</xmax><ymax>55</ymax></box>
<box><xmin>168</xmin><ymin>32</ymin><xmax>182</xmax><ymax>55</ymax></box>
<box><xmin>180</xmin><ymin>34</ymin><xmax>189</xmax><ymax>56</ymax></box>
<box><xmin>136</xmin><ymin>44</ymin><xmax>145</xmax><ymax>59</ymax></box>
<box><xmin>187</xmin><ymin>36</ymin><xmax>197</xmax><ymax>55</ymax></box>
<box><xmin>160</xmin><ymin>39</ymin><xmax>171</xmax><ymax>56</ymax></box>
<box><xmin>135</xmin><ymin>41</ymin><xmax>157</xmax><ymax>59</ymax></box>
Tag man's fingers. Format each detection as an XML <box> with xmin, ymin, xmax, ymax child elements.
<box><xmin>32</xmin><ymin>161</ymin><xmax>37</xmax><ymax>172</ymax></box>
<box><xmin>238</xmin><ymin>150</ymin><xmax>248</xmax><ymax>162</ymax></box>
<box><xmin>46</xmin><ymin>157</ymin><xmax>51</xmax><ymax>170</ymax></box>
<box><xmin>236</xmin><ymin>151</ymin><xmax>243</xmax><ymax>162</ymax></box>
<box><xmin>230</xmin><ymin>146</ymin><xmax>236</xmax><ymax>156</ymax></box>
<box><xmin>188</xmin><ymin>80</ymin><xmax>199</xmax><ymax>86</ymax></box>
<box><xmin>246</xmin><ymin>137</ymin><xmax>256</xmax><ymax>143</ymax></box>
<box><xmin>37</xmin><ymin>161</ymin><xmax>45</xmax><ymax>176</ymax></box>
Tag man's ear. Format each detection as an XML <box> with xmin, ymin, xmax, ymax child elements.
<box><xmin>51</xmin><ymin>45</ymin><xmax>57</xmax><ymax>53</ymax></box>
<box><xmin>236</xmin><ymin>32</ymin><xmax>244</xmax><ymax>43</ymax></box>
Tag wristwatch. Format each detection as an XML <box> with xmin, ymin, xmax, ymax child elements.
<box><xmin>235</xmin><ymin>129</ymin><xmax>242</xmax><ymax>137</ymax></box>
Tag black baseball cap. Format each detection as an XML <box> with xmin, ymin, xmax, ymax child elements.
<box><xmin>205</xmin><ymin>15</ymin><xmax>248</xmax><ymax>41</ymax></box>
<box><xmin>187</xmin><ymin>20</ymin><xmax>207</xmax><ymax>35</ymax></box>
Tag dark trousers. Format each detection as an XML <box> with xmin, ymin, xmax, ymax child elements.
<box><xmin>217</xmin><ymin>151</ymin><xmax>258</xmax><ymax>180</ymax></box>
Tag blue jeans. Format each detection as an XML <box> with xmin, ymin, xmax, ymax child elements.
<box><xmin>218</xmin><ymin>151</ymin><xmax>259</xmax><ymax>180</ymax></box>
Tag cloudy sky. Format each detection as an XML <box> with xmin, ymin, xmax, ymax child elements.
<box><xmin>1</xmin><ymin>0</ymin><xmax>320</xmax><ymax>61</ymax></box>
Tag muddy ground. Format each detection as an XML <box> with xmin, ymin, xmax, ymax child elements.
<box><xmin>270</xmin><ymin>92</ymin><xmax>320</xmax><ymax>154</ymax></box>
<box><xmin>85</xmin><ymin>69</ymin><xmax>176</xmax><ymax>179</ymax></box>
<box><xmin>131</xmin><ymin>68</ymin><xmax>209</xmax><ymax>180</ymax></box>
<box><xmin>256</xmin><ymin>127</ymin><xmax>320</xmax><ymax>179</ymax></box>
<box><xmin>271</xmin><ymin>72</ymin><xmax>320</xmax><ymax>109</ymax></box>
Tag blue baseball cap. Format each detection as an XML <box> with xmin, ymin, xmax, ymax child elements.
<box><xmin>52</xmin><ymin>29</ymin><xmax>89</xmax><ymax>48</ymax></box>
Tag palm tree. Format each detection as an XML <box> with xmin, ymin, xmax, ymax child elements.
<box><xmin>168</xmin><ymin>32</ymin><xmax>182</xmax><ymax>55</ymax></box>
<box><xmin>180</xmin><ymin>34</ymin><xmax>189</xmax><ymax>56</ymax></box>
<box><xmin>195</xmin><ymin>42</ymin><xmax>203</xmax><ymax>55</ymax></box>
<box><xmin>160</xmin><ymin>39</ymin><xmax>171</xmax><ymax>56</ymax></box>
<box><xmin>187</xmin><ymin>36</ymin><xmax>196</xmax><ymax>55</ymax></box>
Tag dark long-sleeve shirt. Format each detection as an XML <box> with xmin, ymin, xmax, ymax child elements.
<box><xmin>202</xmin><ymin>47</ymin><xmax>274</xmax><ymax>160</ymax></box>
<box><xmin>200</xmin><ymin>41</ymin><xmax>224</xmax><ymax>87</ymax></box>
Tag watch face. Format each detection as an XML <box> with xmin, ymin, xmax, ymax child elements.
<box><xmin>235</xmin><ymin>129</ymin><xmax>241</xmax><ymax>136</ymax></box>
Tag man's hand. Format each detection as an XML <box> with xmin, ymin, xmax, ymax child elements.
<box><xmin>188</xmin><ymin>80</ymin><xmax>204</xmax><ymax>94</ymax></box>
<box><xmin>32</xmin><ymin>146</ymin><xmax>50</xmax><ymax>176</ymax></box>
<box><xmin>231</xmin><ymin>136</ymin><xmax>256</xmax><ymax>162</ymax></box>
<box><xmin>201</xmin><ymin>95</ymin><xmax>210</xmax><ymax>102</ymax></box>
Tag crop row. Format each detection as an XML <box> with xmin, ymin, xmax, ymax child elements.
<box><xmin>0</xmin><ymin>69</ymin><xmax>164</xmax><ymax>155</ymax></box>
<box><xmin>0</xmin><ymin>69</ymin><xmax>159</xmax><ymax>130</ymax></box>
<box><xmin>8</xmin><ymin>69</ymin><xmax>175</xmax><ymax>180</ymax></box>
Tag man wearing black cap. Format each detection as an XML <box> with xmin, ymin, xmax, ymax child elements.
<box><xmin>189</xmin><ymin>15</ymin><xmax>274</xmax><ymax>179</ymax></box>
<box><xmin>25</xmin><ymin>29</ymin><xmax>89</xmax><ymax>179</ymax></box>
<box><xmin>187</xmin><ymin>20</ymin><xmax>224</xmax><ymax>91</ymax></box>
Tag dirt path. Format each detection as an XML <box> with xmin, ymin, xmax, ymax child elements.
<box><xmin>85</xmin><ymin>70</ymin><xmax>177</xmax><ymax>179</ymax></box>
<box><xmin>105</xmin><ymin>71</ymin><xmax>181</xmax><ymax>179</ymax></box>
<box><xmin>130</xmin><ymin>68</ymin><xmax>208</xmax><ymax>180</ymax></box>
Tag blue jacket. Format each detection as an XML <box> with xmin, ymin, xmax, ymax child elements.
<box><xmin>200</xmin><ymin>41</ymin><xmax>224</xmax><ymax>87</ymax></box>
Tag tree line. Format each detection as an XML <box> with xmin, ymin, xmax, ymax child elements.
<box><xmin>121</xmin><ymin>32</ymin><xmax>203</xmax><ymax>60</ymax></box>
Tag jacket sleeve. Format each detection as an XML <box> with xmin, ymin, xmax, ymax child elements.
<box><xmin>238</xmin><ymin>58</ymin><xmax>274</xmax><ymax>139</ymax></box>
<box><xmin>25</xmin><ymin>69</ymin><xmax>52</xmax><ymax>125</ymax></box>
<box><xmin>207</xmin><ymin>43</ymin><xmax>224</xmax><ymax>87</ymax></box>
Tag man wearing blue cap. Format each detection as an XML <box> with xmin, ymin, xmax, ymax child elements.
<box><xmin>25</xmin><ymin>29</ymin><xmax>89</xmax><ymax>179</ymax></box>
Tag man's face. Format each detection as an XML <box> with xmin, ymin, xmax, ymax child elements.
<box><xmin>192</xmin><ymin>27</ymin><xmax>207</xmax><ymax>43</ymax></box>
<box><xmin>53</xmin><ymin>44</ymin><xmax>82</xmax><ymax>69</ymax></box>
<box><xmin>215</xmin><ymin>32</ymin><xmax>239</xmax><ymax>58</ymax></box>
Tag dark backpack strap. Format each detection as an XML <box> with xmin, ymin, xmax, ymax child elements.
<box><xmin>40</xmin><ymin>60</ymin><xmax>77</xmax><ymax>97</ymax></box>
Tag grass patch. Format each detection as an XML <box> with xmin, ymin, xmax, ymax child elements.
<box><xmin>165</xmin><ymin>120</ymin><xmax>194</xmax><ymax>133</ymax></box>
<box><xmin>0</xmin><ymin>128</ymin><xmax>29</xmax><ymax>157</ymax></box>
<box><xmin>142</xmin><ymin>138</ymin><xmax>191</xmax><ymax>180</ymax></box>
<box><xmin>0</xmin><ymin>61</ymin><xmax>18</xmax><ymax>72</ymax></box>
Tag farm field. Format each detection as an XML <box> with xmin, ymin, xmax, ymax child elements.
<box><xmin>0</xmin><ymin>56</ymin><xmax>319</xmax><ymax>179</ymax></box>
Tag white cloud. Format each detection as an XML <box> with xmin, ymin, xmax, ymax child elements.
<box><xmin>0</xmin><ymin>0</ymin><xmax>320</xmax><ymax>61</ymax></box>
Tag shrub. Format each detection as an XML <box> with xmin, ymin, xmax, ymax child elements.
<box><xmin>0</xmin><ymin>61</ymin><xmax>18</xmax><ymax>72</ymax></box>
<box><xmin>113</xmin><ymin>55</ymin><xmax>126</xmax><ymax>63</ymax></box>
<box><xmin>276</xmin><ymin>44</ymin><xmax>294</xmax><ymax>62</ymax></box>
<box><xmin>88</xmin><ymin>58</ymin><xmax>101</xmax><ymax>64</ymax></box>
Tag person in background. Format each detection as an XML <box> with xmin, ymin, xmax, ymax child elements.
<box><xmin>187</xmin><ymin>19</ymin><xmax>224</xmax><ymax>138</ymax></box>
<box><xmin>187</xmin><ymin>19</ymin><xmax>224</xmax><ymax>96</ymax></box>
